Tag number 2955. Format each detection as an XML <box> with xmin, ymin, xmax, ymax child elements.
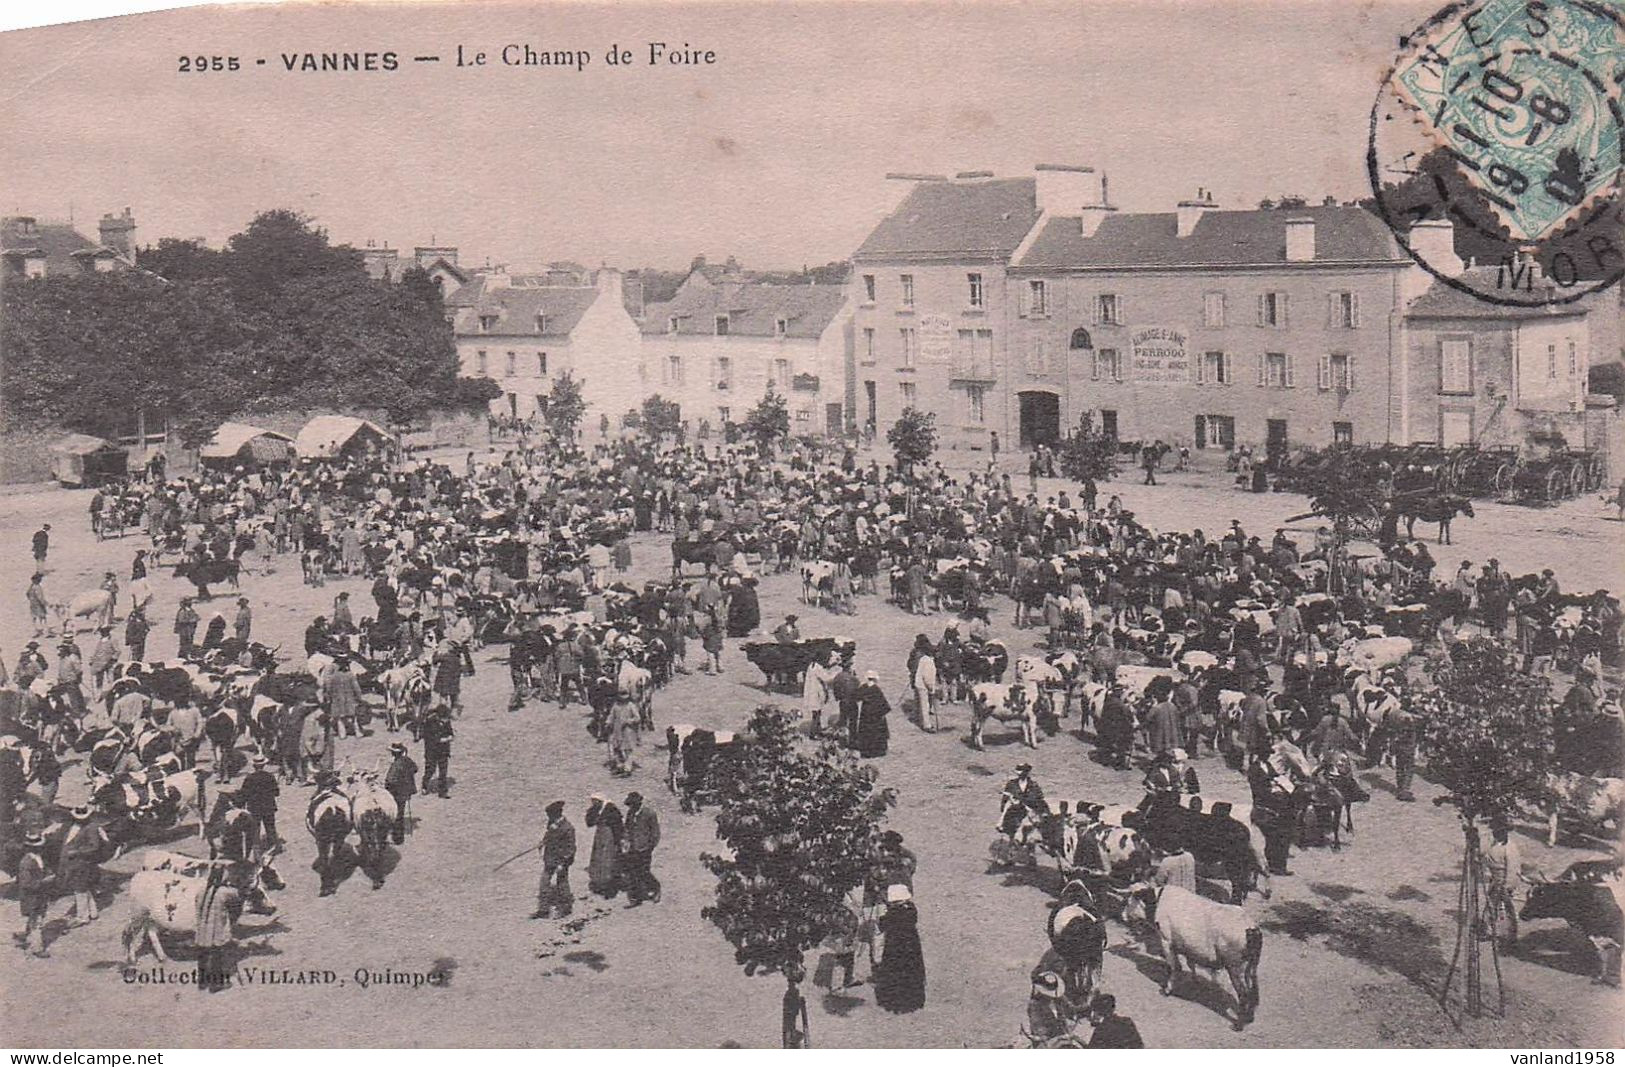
<box><xmin>178</xmin><ymin>55</ymin><xmax>241</xmax><ymax>72</ymax></box>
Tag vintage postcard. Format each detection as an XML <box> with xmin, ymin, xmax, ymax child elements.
<box><xmin>0</xmin><ymin>0</ymin><xmax>1621</xmax><ymax>1053</ymax></box>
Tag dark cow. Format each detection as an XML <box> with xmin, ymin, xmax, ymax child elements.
<box><xmin>1520</xmin><ymin>877</ymin><xmax>1624</xmax><ymax>984</ymax></box>
<box><xmin>173</xmin><ymin>557</ymin><xmax>241</xmax><ymax>599</ymax></box>
<box><xmin>741</xmin><ymin>638</ymin><xmax>841</xmax><ymax>693</ymax></box>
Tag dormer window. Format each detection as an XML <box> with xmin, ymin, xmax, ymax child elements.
<box><xmin>775</xmin><ymin>317</ymin><xmax>788</xmax><ymax>338</ymax></box>
<box><xmin>479</xmin><ymin>314</ymin><xmax>498</xmax><ymax>333</ymax></box>
<box><xmin>667</xmin><ymin>316</ymin><xmax>680</xmax><ymax>334</ymax></box>
<box><xmin>715</xmin><ymin>314</ymin><xmax>730</xmax><ymax>336</ymax></box>
<box><xmin>535</xmin><ymin>313</ymin><xmax>547</xmax><ymax>334</ymax></box>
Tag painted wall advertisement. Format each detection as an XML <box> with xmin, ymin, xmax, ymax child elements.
<box><xmin>1130</xmin><ymin>326</ymin><xmax>1189</xmax><ymax>383</ymax></box>
<box><xmin>918</xmin><ymin>313</ymin><xmax>953</xmax><ymax>363</ymax></box>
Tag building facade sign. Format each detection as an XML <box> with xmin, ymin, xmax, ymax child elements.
<box><xmin>918</xmin><ymin>313</ymin><xmax>953</xmax><ymax>363</ymax></box>
<box><xmin>1130</xmin><ymin>326</ymin><xmax>1189</xmax><ymax>384</ymax></box>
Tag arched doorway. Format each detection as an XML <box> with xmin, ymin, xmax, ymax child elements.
<box><xmin>1018</xmin><ymin>391</ymin><xmax>1060</xmax><ymax>448</ymax></box>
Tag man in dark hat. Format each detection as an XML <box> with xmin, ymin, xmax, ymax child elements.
<box><xmin>326</xmin><ymin>654</ymin><xmax>365</xmax><ymax>740</ymax></box>
<box><xmin>60</xmin><ymin>806</ymin><xmax>109</xmax><ymax>926</ymax></box>
<box><xmin>15</xmin><ymin>829</ymin><xmax>52</xmax><ymax>957</ymax></box>
<box><xmin>533</xmin><ymin>800</ymin><xmax>576</xmax><ymax>920</ymax></box>
<box><xmin>1086</xmin><ymin>993</ymin><xmax>1144</xmax><ymax>1048</ymax></box>
<box><xmin>238</xmin><ymin>754</ymin><xmax>281</xmax><ymax>854</ymax></box>
<box><xmin>124</xmin><ymin>604</ymin><xmax>151</xmax><ymax>663</ymax></box>
<box><xmin>384</xmin><ymin>742</ymin><xmax>419</xmax><ymax>844</ymax></box>
<box><xmin>773</xmin><ymin>614</ymin><xmax>802</xmax><ymax>644</ymax></box>
<box><xmin>420</xmin><ymin>704</ymin><xmax>454</xmax><ymax>798</ymax></box>
<box><xmin>15</xmin><ymin>640</ymin><xmax>47</xmax><ymax>689</ymax></box>
<box><xmin>622</xmin><ymin>792</ymin><xmax>662</xmax><ymax>907</ymax></box>
<box><xmin>1000</xmin><ymin>763</ymin><xmax>1049</xmax><ymax>838</ymax></box>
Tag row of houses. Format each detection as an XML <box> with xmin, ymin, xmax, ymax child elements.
<box><xmin>7</xmin><ymin>178</ymin><xmax>1618</xmax><ymax>464</ymax></box>
<box><xmin>430</xmin><ymin>165</ymin><xmax>1618</xmax><ymax>461</ymax></box>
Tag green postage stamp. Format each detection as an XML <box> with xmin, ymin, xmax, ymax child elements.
<box><xmin>1390</xmin><ymin>0</ymin><xmax>1624</xmax><ymax>244</ymax></box>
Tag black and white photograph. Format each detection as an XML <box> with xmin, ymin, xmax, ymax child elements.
<box><xmin>0</xmin><ymin>0</ymin><xmax>1621</xmax><ymax>1051</ymax></box>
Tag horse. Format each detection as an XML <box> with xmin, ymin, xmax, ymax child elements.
<box><xmin>307</xmin><ymin>785</ymin><xmax>353</xmax><ymax>897</ymax></box>
<box><xmin>348</xmin><ymin>771</ymin><xmax>395</xmax><ymax>890</ymax></box>
<box><xmin>1395</xmin><ymin>493</ymin><xmax>1475</xmax><ymax>544</ymax></box>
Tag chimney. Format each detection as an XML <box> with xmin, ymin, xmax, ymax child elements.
<box><xmin>484</xmin><ymin>270</ymin><xmax>511</xmax><ymax>290</ymax></box>
<box><xmin>98</xmin><ymin>207</ymin><xmax>135</xmax><ymax>255</ymax></box>
<box><xmin>954</xmin><ymin>170</ymin><xmax>994</xmax><ymax>180</ymax></box>
<box><xmin>1175</xmin><ymin>188</ymin><xmax>1218</xmax><ymax>238</ymax></box>
<box><xmin>597</xmin><ymin>267</ymin><xmax>624</xmax><ymax>305</ymax></box>
<box><xmin>1034</xmin><ymin>162</ymin><xmax>1095</xmax><ymax>215</ymax></box>
<box><xmin>1408</xmin><ymin>218</ymin><xmax>1463</xmax><ymax>277</ymax></box>
<box><xmin>623</xmin><ymin>275</ymin><xmax>646</xmax><ymax>319</ymax></box>
<box><xmin>1284</xmin><ymin>217</ymin><xmax>1316</xmax><ymax>263</ymax></box>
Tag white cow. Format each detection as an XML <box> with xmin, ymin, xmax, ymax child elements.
<box><xmin>1125</xmin><ymin>884</ymin><xmax>1263</xmax><ymax>1030</ymax></box>
<box><xmin>121</xmin><ymin>851</ymin><xmax>277</xmax><ymax>962</ymax></box>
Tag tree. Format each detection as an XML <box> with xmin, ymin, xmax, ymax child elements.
<box><xmin>743</xmin><ymin>385</ymin><xmax>790</xmax><ymax>457</ymax></box>
<box><xmin>1057</xmin><ymin>412</ymin><xmax>1120</xmax><ymax>485</ymax></box>
<box><xmin>701</xmin><ymin>707</ymin><xmax>895</xmax><ymax>1043</ymax></box>
<box><xmin>545</xmin><ymin>371</ymin><xmax>586</xmax><ymax>440</ymax></box>
<box><xmin>4</xmin><ymin>209</ymin><xmax>478</xmax><ymax>445</ymax></box>
<box><xmin>1423</xmin><ymin>637</ymin><xmax>1554</xmax><ymax>827</ymax></box>
<box><xmin>640</xmin><ymin>394</ymin><xmax>682</xmax><ymax>441</ymax></box>
<box><xmin>886</xmin><ymin>406</ymin><xmax>937</xmax><ymax>476</ymax></box>
<box><xmin>1421</xmin><ymin>636</ymin><xmax>1554</xmax><ymax>1017</ymax></box>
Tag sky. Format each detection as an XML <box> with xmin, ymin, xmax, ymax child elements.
<box><xmin>0</xmin><ymin>0</ymin><xmax>1443</xmax><ymax>272</ymax></box>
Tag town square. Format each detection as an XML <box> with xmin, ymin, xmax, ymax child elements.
<box><xmin>0</xmin><ymin>0</ymin><xmax>1622</xmax><ymax>1052</ymax></box>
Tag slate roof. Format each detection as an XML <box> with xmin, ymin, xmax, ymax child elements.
<box><xmin>1</xmin><ymin>216</ymin><xmax>128</xmax><ymax>276</ymax></box>
<box><xmin>446</xmin><ymin>275</ymin><xmax>602</xmax><ymax>338</ymax></box>
<box><xmin>854</xmin><ymin>178</ymin><xmax>1041</xmax><ymax>261</ymax></box>
<box><xmin>642</xmin><ymin>282</ymin><xmax>848</xmax><ymax>339</ymax></box>
<box><xmin>1013</xmin><ymin>204</ymin><xmax>1406</xmax><ymax>271</ymax></box>
<box><xmin>1404</xmin><ymin>270</ymin><xmax>1592</xmax><ymax>320</ymax></box>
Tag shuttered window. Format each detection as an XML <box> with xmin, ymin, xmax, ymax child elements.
<box><xmin>1440</xmin><ymin>338</ymin><xmax>1472</xmax><ymax>394</ymax></box>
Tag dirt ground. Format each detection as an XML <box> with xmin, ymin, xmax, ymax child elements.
<box><xmin>2</xmin><ymin>456</ymin><xmax>1622</xmax><ymax>1048</ymax></box>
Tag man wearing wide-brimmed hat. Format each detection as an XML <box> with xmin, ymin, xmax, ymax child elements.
<box><xmin>14</xmin><ymin>829</ymin><xmax>52</xmax><ymax>957</ymax></box>
<box><xmin>238</xmin><ymin>754</ymin><xmax>281</xmax><ymax>854</ymax></box>
<box><xmin>60</xmin><ymin>805</ymin><xmax>109</xmax><ymax>925</ymax></box>
<box><xmin>383</xmin><ymin>742</ymin><xmax>418</xmax><ymax>844</ymax></box>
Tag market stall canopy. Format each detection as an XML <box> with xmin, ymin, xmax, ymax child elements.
<box><xmin>293</xmin><ymin>415</ymin><xmax>391</xmax><ymax>460</ymax></box>
<box><xmin>49</xmin><ymin>434</ymin><xmax>128</xmax><ymax>487</ymax></box>
<box><xmin>50</xmin><ymin>433</ymin><xmax>114</xmax><ymax>457</ymax></box>
<box><xmin>200</xmin><ymin>421</ymin><xmax>295</xmax><ymax>464</ymax></box>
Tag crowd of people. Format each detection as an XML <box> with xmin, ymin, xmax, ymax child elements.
<box><xmin>1</xmin><ymin>421</ymin><xmax>1619</xmax><ymax>1045</ymax></box>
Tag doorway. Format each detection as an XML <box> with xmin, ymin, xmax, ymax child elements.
<box><xmin>1266</xmin><ymin>419</ymin><xmax>1288</xmax><ymax>467</ymax></box>
<box><xmin>1018</xmin><ymin>391</ymin><xmax>1061</xmax><ymax>448</ymax></box>
<box><xmin>864</xmin><ymin>381</ymin><xmax>877</xmax><ymax>432</ymax></box>
<box><xmin>826</xmin><ymin>403</ymin><xmax>844</xmax><ymax>437</ymax></box>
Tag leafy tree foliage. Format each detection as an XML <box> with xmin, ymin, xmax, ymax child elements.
<box><xmin>1298</xmin><ymin>455</ymin><xmax>1377</xmax><ymax>541</ymax></box>
<box><xmin>4</xmin><ymin>210</ymin><xmax>486</xmax><ymax>445</ymax></box>
<box><xmin>701</xmin><ymin>706</ymin><xmax>894</xmax><ymax>1024</ymax></box>
<box><xmin>640</xmin><ymin>394</ymin><xmax>682</xmax><ymax>440</ymax></box>
<box><xmin>1057</xmin><ymin>413</ymin><xmax>1120</xmax><ymax>484</ymax></box>
<box><xmin>743</xmin><ymin>386</ymin><xmax>790</xmax><ymax>456</ymax></box>
<box><xmin>545</xmin><ymin>371</ymin><xmax>587</xmax><ymax>439</ymax></box>
<box><xmin>1421</xmin><ymin>637</ymin><xmax>1554</xmax><ymax>826</ymax></box>
<box><xmin>887</xmin><ymin>406</ymin><xmax>937</xmax><ymax>476</ymax></box>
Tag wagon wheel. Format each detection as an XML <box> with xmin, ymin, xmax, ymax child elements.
<box><xmin>1544</xmin><ymin>465</ymin><xmax>1567</xmax><ymax>501</ymax></box>
<box><xmin>1492</xmin><ymin>463</ymin><xmax>1516</xmax><ymax>498</ymax></box>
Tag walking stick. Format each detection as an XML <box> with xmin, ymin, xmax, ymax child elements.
<box><xmin>492</xmin><ymin>843</ymin><xmax>540</xmax><ymax>872</ymax></box>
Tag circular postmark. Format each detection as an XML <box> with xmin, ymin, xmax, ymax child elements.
<box><xmin>1367</xmin><ymin>0</ymin><xmax>1625</xmax><ymax>307</ymax></box>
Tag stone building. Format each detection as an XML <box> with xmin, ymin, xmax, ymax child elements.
<box><xmin>640</xmin><ymin>267</ymin><xmax>852</xmax><ymax>437</ymax></box>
